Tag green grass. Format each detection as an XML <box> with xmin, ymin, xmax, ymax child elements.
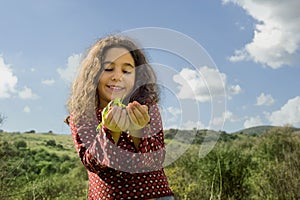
<box><xmin>1</xmin><ymin>126</ymin><xmax>300</xmax><ymax>199</ymax></box>
<box><xmin>0</xmin><ymin>132</ymin><xmax>77</xmax><ymax>157</ymax></box>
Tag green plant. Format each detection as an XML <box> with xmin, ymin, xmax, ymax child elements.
<box><xmin>96</xmin><ymin>97</ymin><xmax>126</xmax><ymax>131</ymax></box>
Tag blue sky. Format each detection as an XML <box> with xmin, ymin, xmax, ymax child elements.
<box><xmin>0</xmin><ymin>0</ymin><xmax>299</xmax><ymax>134</ymax></box>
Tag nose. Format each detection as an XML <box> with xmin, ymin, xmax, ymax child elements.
<box><xmin>111</xmin><ymin>70</ymin><xmax>123</xmax><ymax>81</ymax></box>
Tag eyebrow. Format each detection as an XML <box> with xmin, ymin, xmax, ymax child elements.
<box><xmin>103</xmin><ymin>61</ymin><xmax>135</xmax><ymax>68</ymax></box>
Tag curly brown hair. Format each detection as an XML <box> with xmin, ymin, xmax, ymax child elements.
<box><xmin>66</xmin><ymin>35</ymin><xmax>159</xmax><ymax>123</ymax></box>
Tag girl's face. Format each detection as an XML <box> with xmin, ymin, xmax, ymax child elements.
<box><xmin>98</xmin><ymin>47</ymin><xmax>136</xmax><ymax>108</ymax></box>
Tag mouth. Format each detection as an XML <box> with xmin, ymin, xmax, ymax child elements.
<box><xmin>107</xmin><ymin>85</ymin><xmax>125</xmax><ymax>92</ymax></box>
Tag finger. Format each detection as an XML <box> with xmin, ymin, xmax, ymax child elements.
<box><xmin>133</xmin><ymin>103</ymin><xmax>150</xmax><ymax>125</ymax></box>
<box><xmin>141</xmin><ymin>105</ymin><xmax>150</xmax><ymax>124</ymax></box>
<box><xmin>118</xmin><ymin>108</ymin><xmax>128</xmax><ymax>130</ymax></box>
<box><xmin>112</xmin><ymin>106</ymin><xmax>122</xmax><ymax>129</ymax></box>
<box><xmin>133</xmin><ymin>101</ymin><xmax>148</xmax><ymax>115</ymax></box>
<box><xmin>127</xmin><ymin>103</ymin><xmax>139</xmax><ymax>126</ymax></box>
<box><xmin>105</xmin><ymin>108</ymin><xmax>114</xmax><ymax>124</ymax></box>
<box><xmin>132</xmin><ymin>105</ymin><xmax>144</xmax><ymax>125</ymax></box>
<box><xmin>122</xmin><ymin>108</ymin><xmax>130</xmax><ymax>130</ymax></box>
<box><xmin>132</xmin><ymin>105</ymin><xmax>150</xmax><ymax>129</ymax></box>
<box><xmin>103</xmin><ymin>109</ymin><xmax>116</xmax><ymax>131</ymax></box>
<box><xmin>127</xmin><ymin>102</ymin><xmax>150</xmax><ymax>130</ymax></box>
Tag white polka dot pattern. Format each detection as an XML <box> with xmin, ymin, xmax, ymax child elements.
<box><xmin>69</xmin><ymin>103</ymin><xmax>174</xmax><ymax>199</ymax></box>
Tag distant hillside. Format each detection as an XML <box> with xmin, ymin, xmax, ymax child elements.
<box><xmin>232</xmin><ymin>125</ymin><xmax>300</xmax><ymax>135</ymax></box>
<box><xmin>0</xmin><ymin>131</ymin><xmax>76</xmax><ymax>157</ymax></box>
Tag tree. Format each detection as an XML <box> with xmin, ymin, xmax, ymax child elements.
<box><xmin>14</xmin><ymin>140</ymin><xmax>27</xmax><ymax>149</ymax></box>
<box><xmin>46</xmin><ymin>139</ymin><xmax>56</xmax><ymax>147</ymax></box>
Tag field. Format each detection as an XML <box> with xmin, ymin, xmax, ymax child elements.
<box><xmin>1</xmin><ymin>126</ymin><xmax>300</xmax><ymax>199</ymax></box>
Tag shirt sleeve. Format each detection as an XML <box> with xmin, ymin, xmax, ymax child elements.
<box><xmin>69</xmin><ymin>114</ymin><xmax>110</xmax><ymax>174</ymax></box>
<box><xmin>69</xmin><ymin>103</ymin><xmax>166</xmax><ymax>174</ymax></box>
<box><xmin>134</xmin><ymin>103</ymin><xmax>166</xmax><ymax>171</ymax></box>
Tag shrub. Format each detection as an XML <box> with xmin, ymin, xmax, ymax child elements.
<box><xmin>14</xmin><ymin>140</ymin><xmax>27</xmax><ymax>149</ymax></box>
<box><xmin>46</xmin><ymin>139</ymin><xmax>56</xmax><ymax>147</ymax></box>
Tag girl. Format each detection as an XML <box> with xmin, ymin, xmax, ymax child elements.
<box><xmin>66</xmin><ymin>35</ymin><xmax>174</xmax><ymax>200</ymax></box>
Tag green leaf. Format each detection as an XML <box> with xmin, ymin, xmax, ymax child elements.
<box><xmin>96</xmin><ymin>98</ymin><xmax>125</xmax><ymax>131</ymax></box>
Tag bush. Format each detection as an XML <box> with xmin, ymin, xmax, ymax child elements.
<box><xmin>14</xmin><ymin>140</ymin><xmax>27</xmax><ymax>149</ymax></box>
<box><xmin>46</xmin><ymin>139</ymin><xmax>56</xmax><ymax>147</ymax></box>
<box><xmin>249</xmin><ymin>126</ymin><xmax>300</xmax><ymax>199</ymax></box>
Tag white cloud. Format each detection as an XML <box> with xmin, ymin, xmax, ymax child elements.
<box><xmin>42</xmin><ymin>79</ymin><xmax>55</xmax><ymax>86</ymax></box>
<box><xmin>244</xmin><ymin>116</ymin><xmax>263</xmax><ymax>128</ymax></box>
<box><xmin>57</xmin><ymin>54</ymin><xmax>82</xmax><ymax>84</ymax></box>
<box><xmin>159</xmin><ymin>105</ymin><xmax>206</xmax><ymax>130</ymax></box>
<box><xmin>23</xmin><ymin>106</ymin><xmax>31</xmax><ymax>113</ymax></box>
<box><xmin>18</xmin><ymin>86</ymin><xmax>39</xmax><ymax>99</ymax></box>
<box><xmin>0</xmin><ymin>56</ymin><xmax>18</xmax><ymax>98</ymax></box>
<box><xmin>159</xmin><ymin>106</ymin><xmax>181</xmax><ymax>128</ymax></box>
<box><xmin>228</xmin><ymin>84</ymin><xmax>242</xmax><ymax>95</ymax></box>
<box><xmin>223</xmin><ymin>110</ymin><xmax>233</xmax><ymax>121</ymax></box>
<box><xmin>166</xmin><ymin>106</ymin><xmax>181</xmax><ymax>116</ymax></box>
<box><xmin>256</xmin><ymin>92</ymin><xmax>275</xmax><ymax>106</ymax></box>
<box><xmin>224</xmin><ymin>0</ymin><xmax>300</xmax><ymax>68</ymax></box>
<box><xmin>267</xmin><ymin>96</ymin><xmax>300</xmax><ymax>126</ymax></box>
<box><xmin>223</xmin><ymin>110</ymin><xmax>241</xmax><ymax>123</ymax></box>
<box><xmin>212</xmin><ymin>110</ymin><xmax>240</xmax><ymax>129</ymax></box>
<box><xmin>180</xmin><ymin>120</ymin><xmax>206</xmax><ymax>130</ymax></box>
<box><xmin>173</xmin><ymin>67</ymin><xmax>227</xmax><ymax>102</ymax></box>
<box><xmin>173</xmin><ymin>68</ymin><xmax>204</xmax><ymax>101</ymax></box>
<box><xmin>173</xmin><ymin>66</ymin><xmax>241</xmax><ymax>102</ymax></box>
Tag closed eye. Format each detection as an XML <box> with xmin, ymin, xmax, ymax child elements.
<box><xmin>123</xmin><ymin>70</ymin><xmax>132</xmax><ymax>74</ymax></box>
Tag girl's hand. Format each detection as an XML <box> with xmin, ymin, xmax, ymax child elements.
<box><xmin>127</xmin><ymin>101</ymin><xmax>150</xmax><ymax>131</ymax></box>
<box><xmin>101</xmin><ymin>100</ymin><xmax>150</xmax><ymax>132</ymax></box>
<box><xmin>103</xmin><ymin>106</ymin><xmax>129</xmax><ymax>132</ymax></box>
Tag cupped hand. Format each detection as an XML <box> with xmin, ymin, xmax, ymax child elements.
<box><xmin>103</xmin><ymin>106</ymin><xmax>129</xmax><ymax>132</ymax></box>
<box><xmin>126</xmin><ymin>101</ymin><xmax>150</xmax><ymax>131</ymax></box>
<box><xmin>102</xmin><ymin>101</ymin><xmax>150</xmax><ymax>132</ymax></box>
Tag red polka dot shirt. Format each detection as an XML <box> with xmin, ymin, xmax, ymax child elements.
<box><xmin>69</xmin><ymin>103</ymin><xmax>174</xmax><ymax>199</ymax></box>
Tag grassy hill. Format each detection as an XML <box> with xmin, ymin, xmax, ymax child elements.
<box><xmin>1</xmin><ymin>126</ymin><xmax>300</xmax><ymax>199</ymax></box>
<box><xmin>232</xmin><ymin>125</ymin><xmax>277</xmax><ymax>135</ymax></box>
<box><xmin>232</xmin><ymin>125</ymin><xmax>300</xmax><ymax>135</ymax></box>
<box><xmin>0</xmin><ymin>131</ymin><xmax>88</xmax><ymax>200</ymax></box>
<box><xmin>0</xmin><ymin>131</ymin><xmax>76</xmax><ymax>157</ymax></box>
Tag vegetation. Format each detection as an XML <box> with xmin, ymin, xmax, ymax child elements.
<box><xmin>0</xmin><ymin>132</ymin><xmax>88</xmax><ymax>200</ymax></box>
<box><xmin>1</xmin><ymin>126</ymin><xmax>299</xmax><ymax>199</ymax></box>
<box><xmin>232</xmin><ymin>125</ymin><xmax>277</xmax><ymax>135</ymax></box>
<box><xmin>165</xmin><ymin>126</ymin><xmax>300</xmax><ymax>199</ymax></box>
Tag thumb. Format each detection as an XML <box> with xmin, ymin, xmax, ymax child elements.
<box><xmin>141</xmin><ymin>105</ymin><xmax>148</xmax><ymax>112</ymax></box>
